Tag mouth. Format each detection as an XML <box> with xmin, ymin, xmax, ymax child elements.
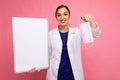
<box><xmin>60</xmin><ymin>20</ymin><xmax>66</xmax><ymax>24</ymax></box>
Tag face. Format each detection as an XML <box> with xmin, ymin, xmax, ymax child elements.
<box><xmin>56</xmin><ymin>7</ymin><xmax>70</xmax><ymax>27</ymax></box>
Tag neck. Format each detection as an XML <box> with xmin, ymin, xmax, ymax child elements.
<box><xmin>58</xmin><ymin>25</ymin><xmax>69</xmax><ymax>32</ymax></box>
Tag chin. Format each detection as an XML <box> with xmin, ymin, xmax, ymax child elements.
<box><xmin>60</xmin><ymin>24</ymin><xmax>68</xmax><ymax>27</ymax></box>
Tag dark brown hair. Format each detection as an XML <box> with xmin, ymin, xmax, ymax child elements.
<box><xmin>55</xmin><ymin>5</ymin><xmax>70</xmax><ymax>17</ymax></box>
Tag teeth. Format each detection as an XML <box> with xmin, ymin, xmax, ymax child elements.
<box><xmin>61</xmin><ymin>20</ymin><xmax>65</xmax><ymax>23</ymax></box>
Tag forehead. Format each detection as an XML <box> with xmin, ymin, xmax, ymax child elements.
<box><xmin>57</xmin><ymin>7</ymin><xmax>69</xmax><ymax>13</ymax></box>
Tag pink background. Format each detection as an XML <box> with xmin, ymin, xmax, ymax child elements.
<box><xmin>0</xmin><ymin>0</ymin><xmax>120</xmax><ymax>80</ymax></box>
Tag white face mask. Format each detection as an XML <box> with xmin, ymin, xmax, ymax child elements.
<box><xmin>80</xmin><ymin>22</ymin><xmax>94</xmax><ymax>48</ymax></box>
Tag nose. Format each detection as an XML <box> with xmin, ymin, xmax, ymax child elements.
<box><xmin>61</xmin><ymin>15</ymin><xmax>64</xmax><ymax>19</ymax></box>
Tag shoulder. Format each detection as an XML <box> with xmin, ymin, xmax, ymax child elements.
<box><xmin>48</xmin><ymin>28</ymin><xmax>58</xmax><ymax>38</ymax></box>
<box><xmin>69</xmin><ymin>27</ymin><xmax>80</xmax><ymax>33</ymax></box>
<box><xmin>48</xmin><ymin>27</ymin><xmax>80</xmax><ymax>35</ymax></box>
<box><xmin>49</xmin><ymin>28</ymin><xmax>57</xmax><ymax>34</ymax></box>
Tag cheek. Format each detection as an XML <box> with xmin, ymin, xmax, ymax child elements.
<box><xmin>56</xmin><ymin>17</ymin><xmax>60</xmax><ymax>22</ymax></box>
<box><xmin>66</xmin><ymin>17</ymin><xmax>70</xmax><ymax>21</ymax></box>
<box><xmin>66</xmin><ymin>15</ymin><xmax>70</xmax><ymax>19</ymax></box>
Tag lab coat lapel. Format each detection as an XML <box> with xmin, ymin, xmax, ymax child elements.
<box><xmin>53</xmin><ymin>27</ymin><xmax>75</xmax><ymax>45</ymax></box>
<box><xmin>54</xmin><ymin>28</ymin><xmax>62</xmax><ymax>48</ymax></box>
<box><xmin>53</xmin><ymin>27</ymin><xmax>75</xmax><ymax>50</ymax></box>
<box><xmin>67</xmin><ymin>27</ymin><xmax>75</xmax><ymax>45</ymax></box>
<box><xmin>54</xmin><ymin>28</ymin><xmax>61</xmax><ymax>41</ymax></box>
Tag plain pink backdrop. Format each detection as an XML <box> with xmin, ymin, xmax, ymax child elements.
<box><xmin>0</xmin><ymin>0</ymin><xmax>120</xmax><ymax>80</ymax></box>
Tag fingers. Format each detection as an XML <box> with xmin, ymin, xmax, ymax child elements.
<box><xmin>80</xmin><ymin>14</ymin><xmax>93</xmax><ymax>22</ymax></box>
<box><xmin>27</xmin><ymin>67</ymin><xmax>38</xmax><ymax>73</ymax></box>
<box><xmin>81</xmin><ymin>16</ymin><xmax>86</xmax><ymax>22</ymax></box>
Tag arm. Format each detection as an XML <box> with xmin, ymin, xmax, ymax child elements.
<box><xmin>90</xmin><ymin>21</ymin><xmax>101</xmax><ymax>38</ymax></box>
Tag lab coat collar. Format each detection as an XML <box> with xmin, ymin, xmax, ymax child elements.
<box><xmin>53</xmin><ymin>27</ymin><xmax>75</xmax><ymax>45</ymax></box>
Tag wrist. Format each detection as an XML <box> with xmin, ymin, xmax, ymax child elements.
<box><xmin>89</xmin><ymin>21</ymin><xmax>97</xmax><ymax>29</ymax></box>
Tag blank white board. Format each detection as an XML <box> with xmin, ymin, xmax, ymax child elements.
<box><xmin>12</xmin><ymin>17</ymin><xmax>48</xmax><ymax>74</ymax></box>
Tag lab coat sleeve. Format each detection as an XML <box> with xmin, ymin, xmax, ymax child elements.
<box><xmin>48</xmin><ymin>32</ymin><xmax>52</xmax><ymax>67</ymax></box>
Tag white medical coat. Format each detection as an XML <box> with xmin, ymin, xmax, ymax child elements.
<box><xmin>46</xmin><ymin>22</ymin><xmax>101</xmax><ymax>80</ymax></box>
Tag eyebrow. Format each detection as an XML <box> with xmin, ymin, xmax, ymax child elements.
<box><xmin>57</xmin><ymin>11</ymin><xmax>69</xmax><ymax>14</ymax></box>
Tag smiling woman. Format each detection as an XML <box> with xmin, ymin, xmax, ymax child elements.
<box><xmin>56</xmin><ymin>5</ymin><xmax>70</xmax><ymax>33</ymax></box>
<box><xmin>46</xmin><ymin>4</ymin><xmax>101</xmax><ymax>80</ymax></box>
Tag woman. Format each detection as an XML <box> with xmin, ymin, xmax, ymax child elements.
<box><xmin>29</xmin><ymin>5</ymin><xmax>101</xmax><ymax>80</ymax></box>
<box><xmin>46</xmin><ymin>5</ymin><xmax>100</xmax><ymax>80</ymax></box>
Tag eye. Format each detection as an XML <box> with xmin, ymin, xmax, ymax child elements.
<box><xmin>57</xmin><ymin>13</ymin><xmax>61</xmax><ymax>17</ymax></box>
<box><xmin>64</xmin><ymin>13</ymin><xmax>68</xmax><ymax>16</ymax></box>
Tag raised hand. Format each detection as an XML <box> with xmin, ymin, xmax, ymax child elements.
<box><xmin>80</xmin><ymin>14</ymin><xmax>93</xmax><ymax>22</ymax></box>
<box><xmin>81</xmin><ymin>14</ymin><xmax>97</xmax><ymax>28</ymax></box>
